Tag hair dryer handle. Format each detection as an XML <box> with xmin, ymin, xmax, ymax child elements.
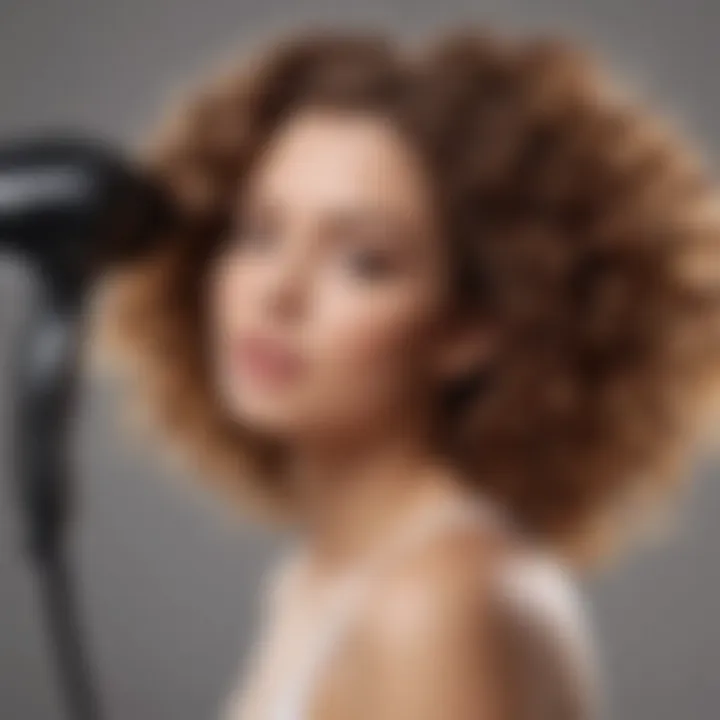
<box><xmin>11</xmin><ymin>281</ymin><xmax>83</xmax><ymax>560</ymax></box>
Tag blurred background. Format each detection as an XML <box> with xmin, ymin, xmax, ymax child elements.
<box><xmin>1</xmin><ymin>1</ymin><xmax>719</xmax><ymax>719</ymax></box>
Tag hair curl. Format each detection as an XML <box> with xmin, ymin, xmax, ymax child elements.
<box><xmin>92</xmin><ymin>28</ymin><xmax>720</xmax><ymax>561</ymax></box>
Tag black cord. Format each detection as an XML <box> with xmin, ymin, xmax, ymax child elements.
<box><xmin>10</xmin><ymin>277</ymin><xmax>105</xmax><ymax>720</ymax></box>
<box><xmin>34</xmin><ymin>546</ymin><xmax>103</xmax><ymax>720</ymax></box>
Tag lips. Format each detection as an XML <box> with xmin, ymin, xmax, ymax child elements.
<box><xmin>232</xmin><ymin>332</ymin><xmax>304</xmax><ymax>384</ymax></box>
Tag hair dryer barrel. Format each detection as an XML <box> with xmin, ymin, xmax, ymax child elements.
<box><xmin>0</xmin><ymin>135</ymin><xmax>172</xmax><ymax>308</ymax></box>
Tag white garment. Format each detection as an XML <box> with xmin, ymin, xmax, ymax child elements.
<box><xmin>224</xmin><ymin>495</ymin><xmax>599</xmax><ymax>720</ymax></box>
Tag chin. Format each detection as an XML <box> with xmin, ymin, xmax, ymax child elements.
<box><xmin>217</xmin><ymin>376</ymin><xmax>364</xmax><ymax>444</ymax></box>
<box><xmin>227</xmin><ymin>392</ymin><xmax>310</xmax><ymax>440</ymax></box>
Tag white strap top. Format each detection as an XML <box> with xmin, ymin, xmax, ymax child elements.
<box><xmin>224</xmin><ymin>495</ymin><xmax>598</xmax><ymax>720</ymax></box>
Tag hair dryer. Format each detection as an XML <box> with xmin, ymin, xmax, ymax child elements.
<box><xmin>0</xmin><ymin>135</ymin><xmax>172</xmax><ymax>720</ymax></box>
<box><xmin>0</xmin><ymin>136</ymin><xmax>169</xmax><ymax>307</ymax></box>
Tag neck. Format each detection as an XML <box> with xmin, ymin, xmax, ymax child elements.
<box><xmin>286</xmin><ymin>426</ymin><xmax>469</xmax><ymax>575</ymax></box>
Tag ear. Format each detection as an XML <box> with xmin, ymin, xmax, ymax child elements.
<box><xmin>431</xmin><ymin>318</ymin><xmax>496</xmax><ymax>385</ymax></box>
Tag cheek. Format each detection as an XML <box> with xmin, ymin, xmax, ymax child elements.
<box><xmin>308</xmin><ymin>285</ymin><xmax>442</xmax><ymax>412</ymax></box>
<box><xmin>207</xmin><ymin>254</ymin><xmax>258</xmax><ymax>341</ymax></box>
<box><xmin>205</xmin><ymin>258</ymin><xmax>253</xmax><ymax>389</ymax></box>
<box><xmin>207</xmin><ymin>261</ymin><xmax>237</xmax><ymax>355</ymax></box>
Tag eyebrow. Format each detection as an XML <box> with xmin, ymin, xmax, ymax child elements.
<box><xmin>236</xmin><ymin>191</ymin><xmax>431</xmax><ymax>251</ymax></box>
<box><xmin>320</xmin><ymin>207</ymin><xmax>423</xmax><ymax>245</ymax></box>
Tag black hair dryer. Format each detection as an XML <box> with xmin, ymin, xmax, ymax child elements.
<box><xmin>0</xmin><ymin>135</ymin><xmax>169</xmax><ymax>720</ymax></box>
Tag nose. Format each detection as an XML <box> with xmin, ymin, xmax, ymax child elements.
<box><xmin>259</xmin><ymin>236</ymin><xmax>313</xmax><ymax>322</ymax></box>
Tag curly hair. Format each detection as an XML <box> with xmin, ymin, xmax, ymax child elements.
<box><xmin>91</xmin><ymin>27</ymin><xmax>720</xmax><ymax>562</ymax></box>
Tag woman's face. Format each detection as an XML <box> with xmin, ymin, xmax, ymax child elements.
<box><xmin>207</xmin><ymin>106</ymin><xmax>469</xmax><ymax>446</ymax></box>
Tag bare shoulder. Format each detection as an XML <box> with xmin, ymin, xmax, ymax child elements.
<box><xmin>361</xmin><ymin>518</ymin><xmax>511</xmax><ymax>641</ymax></box>
<box><xmin>352</xmin><ymin>524</ymin><xmax>509</xmax><ymax>718</ymax></box>
<box><xmin>357</xmin><ymin>526</ymin><xmax>600</xmax><ymax>719</ymax></box>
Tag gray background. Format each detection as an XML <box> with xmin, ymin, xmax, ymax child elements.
<box><xmin>1</xmin><ymin>1</ymin><xmax>719</xmax><ymax>719</ymax></box>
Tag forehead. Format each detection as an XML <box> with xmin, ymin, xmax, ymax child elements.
<box><xmin>243</xmin><ymin>107</ymin><xmax>434</xmax><ymax>218</ymax></box>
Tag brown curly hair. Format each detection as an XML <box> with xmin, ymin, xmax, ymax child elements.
<box><xmin>91</xmin><ymin>27</ymin><xmax>720</xmax><ymax>562</ymax></box>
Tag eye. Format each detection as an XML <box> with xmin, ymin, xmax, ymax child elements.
<box><xmin>343</xmin><ymin>245</ymin><xmax>399</xmax><ymax>279</ymax></box>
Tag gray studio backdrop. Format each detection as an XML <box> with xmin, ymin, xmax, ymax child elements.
<box><xmin>1</xmin><ymin>1</ymin><xmax>719</xmax><ymax>719</ymax></box>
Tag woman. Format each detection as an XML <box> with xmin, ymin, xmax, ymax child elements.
<box><xmin>93</xmin><ymin>27</ymin><xmax>720</xmax><ymax>720</ymax></box>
